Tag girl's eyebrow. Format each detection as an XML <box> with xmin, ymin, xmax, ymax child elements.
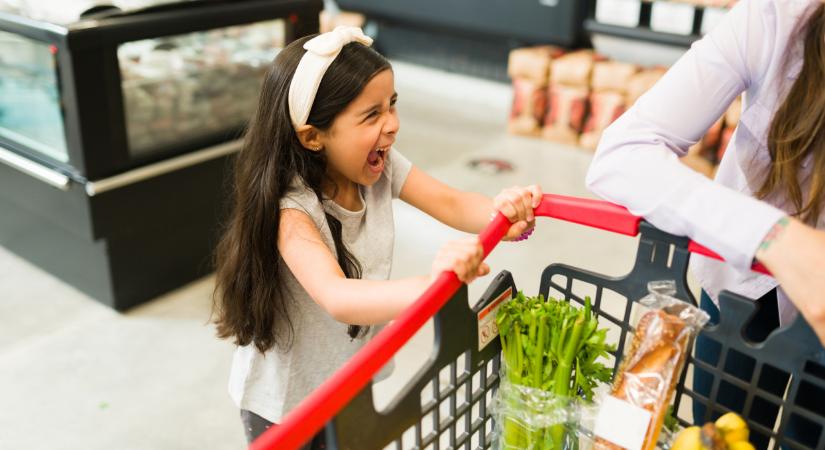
<box><xmin>359</xmin><ymin>93</ymin><xmax>399</xmax><ymax>116</ymax></box>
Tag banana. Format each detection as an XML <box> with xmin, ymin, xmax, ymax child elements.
<box><xmin>671</xmin><ymin>413</ymin><xmax>751</xmax><ymax>450</ymax></box>
<box><xmin>728</xmin><ymin>442</ymin><xmax>756</xmax><ymax>450</ymax></box>
<box><xmin>670</xmin><ymin>425</ymin><xmax>725</xmax><ymax>450</ymax></box>
<box><xmin>671</xmin><ymin>426</ymin><xmax>702</xmax><ymax>450</ymax></box>
<box><xmin>715</xmin><ymin>413</ymin><xmax>750</xmax><ymax>445</ymax></box>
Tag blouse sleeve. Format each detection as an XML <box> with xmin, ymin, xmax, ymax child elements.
<box><xmin>585</xmin><ymin>0</ymin><xmax>785</xmax><ymax>270</ymax></box>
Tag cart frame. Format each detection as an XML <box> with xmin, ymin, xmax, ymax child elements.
<box><xmin>251</xmin><ymin>194</ymin><xmax>825</xmax><ymax>450</ymax></box>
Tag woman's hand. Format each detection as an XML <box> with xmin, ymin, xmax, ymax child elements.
<box><xmin>431</xmin><ymin>237</ymin><xmax>490</xmax><ymax>284</ymax></box>
<box><xmin>493</xmin><ymin>185</ymin><xmax>543</xmax><ymax>241</ymax></box>
<box><xmin>756</xmin><ymin>217</ymin><xmax>825</xmax><ymax>346</ymax></box>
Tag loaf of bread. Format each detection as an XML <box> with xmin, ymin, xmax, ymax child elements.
<box><xmin>596</xmin><ymin>309</ymin><xmax>691</xmax><ymax>450</ymax></box>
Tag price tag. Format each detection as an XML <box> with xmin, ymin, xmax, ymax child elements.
<box><xmin>477</xmin><ymin>287</ymin><xmax>512</xmax><ymax>351</ymax></box>
<box><xmin>593</xmin><ymin>395</ymin><xmax>652</xmax><ymax>450</ymax></box>
<box><xmin>596</xmin><ymin>0</ymin><xmax>642</xmax><ymax>28</ymax></box>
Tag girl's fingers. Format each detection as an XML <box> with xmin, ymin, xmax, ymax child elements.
<box><xmin>504</xmin><ymin>220</ymin><xmax>529</xmax><ymax>240</ymax></box>
<box><xmin>433</xmin><ymin>238</ymin><xmax>488</xmax><ymax>283</ymax></box>
<box><xmin>494</xmin><ymin>190</ymin><xmax>518</xmax><ymax>220</ymax></box>
<box><xmin>529</xmin><ymin>184</ymin><xmax>543</xmax><ymax>208</ymax></box>
<box><xmin>495</xmin><ymin>186</ymin><xmax>543</xmax><ymax>224</ymax></box>
<box><xmin>477</xmin><ymin>263</ymin><xmax>490</xmax><ymax>277</ymax></box>
<box><xmin>507</xmin><ymin>189</ymin><xmax>527</xmax><ymax>223</ymax></box>
<box><xmin>519</xmin><ymin>189</ymin><xmax>534</xmax><ymax>222</ymax></box>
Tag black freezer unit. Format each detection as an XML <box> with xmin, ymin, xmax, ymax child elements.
<box><xmin>0</xmin><ymin>0</ymin><xmax>322</xmax><ymax>310</ymax></box>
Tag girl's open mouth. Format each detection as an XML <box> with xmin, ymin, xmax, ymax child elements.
<box><xmin>367</xmin><ymin>147</ymin><xmax>388</xmax><ymax>173</ymax></box>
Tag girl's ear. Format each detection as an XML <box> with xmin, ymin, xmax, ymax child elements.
<box><xmin>295</xmin><ymin>125</ymin><xmax>324</xmax><ymax>152</ymax></box>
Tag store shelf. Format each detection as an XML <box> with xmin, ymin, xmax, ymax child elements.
<box><xmin>586</xmin><ymin>0</ymin><xmax>717</xmax><ymax>48</ymax></box>
<box><xmin>584</xmin><ymin>18</ymin><xmax>699</xmax><ymax>48</ymax></box>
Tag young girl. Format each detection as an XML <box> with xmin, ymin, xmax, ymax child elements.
<box><xmin>211</xmin><ymin>27</ymin><xmax>542</xmax><ymax>445</ymax></box>
<box><xmin>587</xmin><ymin>0</ymin><xmax>825</xmax><ymax>445</ymax></box>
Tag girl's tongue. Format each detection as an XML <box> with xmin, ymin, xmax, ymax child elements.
<box><xmin>367</xmin><ymin>150</ymin><xmax>381</xmax><ymax>167</ymax></box>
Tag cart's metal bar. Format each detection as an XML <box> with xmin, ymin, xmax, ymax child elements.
<box><xmin>84</xmin><ymin>140</ymin><xmax>241</xmax><ymax>196</ymax></box>
<box><xmin>0</xmin><ymin>145</ymin><xmax>70</xmax><ymax>190</ymax></box>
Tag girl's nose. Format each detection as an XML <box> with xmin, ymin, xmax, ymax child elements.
<box><xmin>383</xmin><ymin>110</ymin><xmax>399</xmax><ymax>136</ymax></box>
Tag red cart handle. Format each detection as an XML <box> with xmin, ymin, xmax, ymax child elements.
<box><xmin>251</xmin><ymin>194</ymin><xmax>770</xmax><ymax>450</ymax></box>
<box><xmin>530</xmin><ymin>194</ymin><xmax>771</xmax><ymax>276</ymax></box>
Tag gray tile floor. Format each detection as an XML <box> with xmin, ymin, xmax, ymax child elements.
<box><xmin>0</xmin><ymin>62</ymin><xmax>642</xmax><ymax>450</ymax></box>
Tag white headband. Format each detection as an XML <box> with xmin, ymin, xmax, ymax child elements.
<box><xmin>288</xmin><ymin>26</ymin><xmax>374</xmax><ymax>129</ymax></box>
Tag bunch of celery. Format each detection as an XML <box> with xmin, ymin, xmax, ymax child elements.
<box><xmin>496</xmin><ymin>292</ymin><xmax>614</xmax><ymax>450</ymax></box>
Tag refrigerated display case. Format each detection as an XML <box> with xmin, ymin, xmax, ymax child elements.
<box><xmin>0</xmin><ymin>0</ymin><xmax>322</xmax><ymax>310</ymax></box>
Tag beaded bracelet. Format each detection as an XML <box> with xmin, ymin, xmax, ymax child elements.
<box><xmin>514</xmin><ymin>227</ymin><xmax>534</xmax><ymax>242</ymax></box>
<box><xmin>489</xmin><ymin>212</ymin><xmax>534</xmax><ymax>242</ymax></box>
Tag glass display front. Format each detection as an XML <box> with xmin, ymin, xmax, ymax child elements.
<box><xmin>0</xmin><ymin>30</ymin><xmax>68</xmax><ymax>161</ymax></box>
<box><xmin>119</xmin><ymin>19</ymin><xmax>285</xmax><ymax>158</ymax></box>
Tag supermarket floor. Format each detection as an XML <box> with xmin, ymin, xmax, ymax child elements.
<box><xmin>0</xmin><ymin>62</ymin><xmax>643</xmax><ymax>450</ymax></box>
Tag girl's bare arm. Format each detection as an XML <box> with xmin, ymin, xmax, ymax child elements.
<box><xmin>278</xmin><ymin>209</ymin><xmax>488</xmax><ymax>325</ymax></box>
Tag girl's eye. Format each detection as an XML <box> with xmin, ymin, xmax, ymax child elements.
<box><xmin>367</xmin><ymin>110</ymin><xmax>379</xmax><ymax>119</ymax></box>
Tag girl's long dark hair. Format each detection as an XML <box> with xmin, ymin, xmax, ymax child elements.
<box><xmin>212</xmin><ymin>35</ymin><xmax>391</xmax><ymax>353</ymax></box>
<box><xmin>760</xmin><ymin>4</ymin><xmax>825</xmax><ymax>224</ymax></box>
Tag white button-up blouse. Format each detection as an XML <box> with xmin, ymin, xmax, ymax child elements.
<box><xmin>586</xmin><ymin>0</ymin><xmax>824</xmax><ymax>324</ymax></box>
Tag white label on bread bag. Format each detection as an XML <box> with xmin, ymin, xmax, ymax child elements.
<box><xmin>477</xmin><ymin>287</ymin><xmax>512</xmax><ymax>351</ymax></box>
<box><xmin>594</xmin><ymin>395</ymin><xmax>651</xmax><ymax>450</ymax></box>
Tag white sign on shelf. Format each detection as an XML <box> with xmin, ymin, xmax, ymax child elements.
<box><xmin>595</xmin><ymin>0</ymin><xmax>642</xmax><ymax>28</ymax></box>
<box><xmin>650</xmin><ymin>2</ymin><xmax>696</xmax><ymax>36</ymax></box>
<box><xmin>701</xmin><ymin>7</ymin><xmax>728</xmax><ymax>35</ymax></box>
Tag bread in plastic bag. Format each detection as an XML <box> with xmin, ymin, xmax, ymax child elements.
<box><xmin>593</xmin><ymin>281</ymin><xmax>709</xmax><ymax>450</ymax></box>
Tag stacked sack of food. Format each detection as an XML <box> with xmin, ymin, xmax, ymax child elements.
<box><xmin>542</xmin><ymin>50</ymin><xmax>598</xmax><ymax>146</ymax></box>
<box><xmin>507</xmin><ymin>46</ymin><xmax>565</xmax><ymax>137</ymax></box>
<box><xmin>506</xmin><ymin>46</ymin><xmax>745</xmax><ymax>178</ymax></box>
<box><xmin>580</xmin><ymin>60</ymin><xmax>640</xmax><ymax>150</ymax></box>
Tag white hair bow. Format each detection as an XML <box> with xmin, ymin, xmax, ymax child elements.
<box><xmin>288</xmin><ymin>26</ymin><xmax>374</xmax><ymax>129</ymax></box>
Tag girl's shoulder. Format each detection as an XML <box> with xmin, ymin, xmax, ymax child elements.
<box><xmin>281</xmin><ymin>178</ymin><xmax>322</xmax><ymax>216</ymax></box>
<box><xmin>383</xmin><ymin>148</ymin><xmax>413</xmax><ymax>199</ymax></box>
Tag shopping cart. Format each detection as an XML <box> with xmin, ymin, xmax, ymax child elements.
<box><xmin>251</xmin><ymin>194</ymin><xmax>825</xmax><ymax>450</ymax></box>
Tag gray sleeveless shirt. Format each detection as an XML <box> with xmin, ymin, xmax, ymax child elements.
<box><xmin>228</xmin><ymin>149</ymin><xmax>413</xmax><ymax>423</ymax></box>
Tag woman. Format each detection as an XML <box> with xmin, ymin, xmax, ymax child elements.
<box><xmin>587</xmin><ymin>0</ymin><xmax>825</xmax><ymax>447</ymax></box>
